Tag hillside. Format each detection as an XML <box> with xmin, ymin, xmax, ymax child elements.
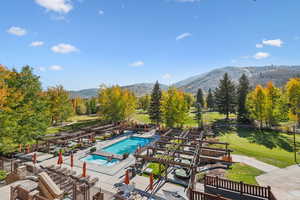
<box><xmin>69</xmin><ymin>83</ymin><xmax>168</xmax><ymax>98</ymax></box>
<box><xmin>70</xmin><ymin>65</ymin><xmax>300</xmax><ymax>98</ymax></box>
<box><xmin>175</xmin><ymin>65</ymin><xmax>300</xmax><ymax>93</ymax></box>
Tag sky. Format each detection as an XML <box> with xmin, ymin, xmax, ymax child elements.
<box><xmin>1</xmin><ymin>0</ymin><xmax>300</xmax><ymax>90</ymax></box>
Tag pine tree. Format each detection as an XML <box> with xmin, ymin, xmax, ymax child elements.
<box><xmin>214</xmin><ymin>73</ymin><xmax>236</xmax><ymax>120</ymax></box>
<box><xmin>237</xmin><ymin>74</ymin><xmax>250</xmax><ymax>123</ymax></box>
<box><xmin>149</xmin><ymin>81</ymin><xmax>162</xmax><ymax>125</ymax></box>
<box><xmin>206</xmin><ymin>88</ymin><xmax>214</xmax><ymax>111</ymax></box>
<box><xmin>196</xmin><ymin>88</ymin><xmax>205</xmax><ymax>107</ymax></box>
<box><xmin>194</xmin><ymin>103</ymin><xmax>203</xmax><ymax>128</ymax></box>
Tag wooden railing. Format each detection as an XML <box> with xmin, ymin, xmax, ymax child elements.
<box><xmin>189</xmin><ymin>190</ymin><xmax>231</xmax><ymax>200</ymax></box>
<box><xmin>205</xmin><ymin>176</ymin><xmax>277</xmax><ymax>200</ymax></box>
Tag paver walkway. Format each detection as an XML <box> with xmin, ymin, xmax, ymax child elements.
<box><xmin>231</xmin><ymin>154</ymin><xmax>279</xmax><ymax>172</ymax></box>
<box><xmin>256</xmin><ymin>164</ymin><xmax>300</xmax><ymax>200</ymax></box>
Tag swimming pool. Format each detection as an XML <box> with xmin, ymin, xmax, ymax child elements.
<box><xmin>81</xmin><ymin>154</ymin><xmax>119</xmax><ymax>166</ymax></box>
<box><xmin>81</xmin><ymin>136</ymin><xmax>153</xmax><ymax>166</ymax></box>
<box><xmin>103</xmin><ymin>136</ymin><xmax>153</xmax><ymax>155</ymax></box>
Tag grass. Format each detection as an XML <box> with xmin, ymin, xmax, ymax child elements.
<box><xmin>46</xmin><ymin>115</ymin><xmax>101</xmax><ymax>134</ymax></box>
<box><xmin>185</xmin><ymin>111</ymin><xmax>236</xmax><ymax>127</ymax></box>
<box><xmin>131</xmin><ymin>110</ymin><xmax>151</xmax><ymax>124</ymax></box>
<box><xmin>0</xmin><ymin>170</ymin><xmax>7</xmax><ymax>181</ymax></box>
<box><xmin>215</xmin><ymin>127</ymin><xmax>300</xmax><ymax>168</ymax></box>
<box><xmin>225</xmin><ymin>163</ymin><xmax>264</xmax><ymax>185</ymax></box>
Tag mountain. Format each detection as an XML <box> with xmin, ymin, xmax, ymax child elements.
<box><xmin>70</xmin><ymin>65</ymin><xmax>300</xmax><ymax>98</ymax></box>
<box><xmin>69</xmin><ymin>83</ymin><xmax>168</xmax><ymax>98</ymax></box>
<box><xmin>175</xmin><ymin>65</ymin><xmax>300</xmax><ymax>94</ymax></box>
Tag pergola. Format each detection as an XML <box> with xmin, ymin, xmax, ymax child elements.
<box><xmin>134</xmin><ymin>128</ymin><xmax>233</xmax><ymax>192</ymax></box>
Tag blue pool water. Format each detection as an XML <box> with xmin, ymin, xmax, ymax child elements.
<box><xmin>81</xmin><ymin>154</ymin><xmax>119</xmax><ymax>166</ymax></box>
<box><xmin>103</xmin><ymin>136</ymin><xmax>153</xmax><ymax>155</ymax></box>
<box><xmin>81</xmin><ymin>137</ymin><xmax>153</xmax><ymax>166</ymax></box>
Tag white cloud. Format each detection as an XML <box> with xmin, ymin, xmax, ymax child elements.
<box><xmin>256</xmin><ymin>44</ymin><xmax>263</xmax><ymax>48</ymax></box>
<box><xmin>51</xmin><ymin>43</ymin><xmax>79</xmax><ymax>54</ymax></box>
<box><xmin>262</xmin><ymin>39</ymin><xmax>283</xmax><ymax>47</ymax></box>
<box><xmin>129</xmin><ymin>61</ymin><xmax>144</xmax><ymax>67</ymax></box>
<box><xmin>30</xmin><ymin>41</ymin><xmax>44</xmax><ymax>47</ymax></box>
<box><xmin>254</xmin><ymin>52</ymin><xmax>270</xmax><ymax>60</ymax></box>
<box><xmin>35</xmin><ymin>0</ymin><xmax>73</xmax><ymax>13</ymax></box>
<box><xmin>7</xmin><ymin>26</ymin><xmax>27</xmax><ymax>36</ymax></box>
<box><xmin>176</xmin><ymin>32</ymin><xmax>192</xmax><ymax>41</ymax></box>
<box><xmin>162</xmin><ymin>73</ymin><xmax>172</xmax><ymax>80</ymax></box>
<box><xmin>49</xmin><ymin>65</ymin><xmax>63</xmax><ymax>71</ymax></box>
<box><xmin>98</xmin><ymin>10</ymin><xmax>104</xmax><ymax>15</ymax></box>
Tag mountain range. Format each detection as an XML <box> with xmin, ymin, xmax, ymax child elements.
<box><xmin>70</xmin><ymin>65</ymin><xmax>300</xmax><ymax>98</ymax></box>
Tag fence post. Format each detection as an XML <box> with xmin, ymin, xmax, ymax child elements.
<box><xmin>267</xmin><ymin>186</ymin><xmax>271</xmax><ymax>199</ymax></box>
<box><xmin>216</xmin><ymin>176</ymin><xmax>219</xmax><ymax>189</ymax></box>
<box><xmin>240</xmin><ymin>181</ymin><xmax>243</xmax><ymax>195</ymax></box>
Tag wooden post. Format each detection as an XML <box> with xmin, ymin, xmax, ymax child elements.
<box><xmin>267</xmin><ymin>186</ymin><xmax>271</xmax><ymax>199</ymax></box>
<box><xmin>240</xmin><ymin>181</ymin><xmax>243</xmax><ymax>195</ymax></box>
<box><xmin>216</xmin><ymin>176</ymin><xmax>219</xmax><ymax>189</ymax></box>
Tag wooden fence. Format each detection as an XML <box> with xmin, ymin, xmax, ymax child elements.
<box><xmin>189</xmin><ymin>190</ymin><xmax>231</xmax><ymax>200</ymax></box>
<box><xmin>204</xmin><ymin>176</ymin><xmax>277</xmax><ymax>200</ymax></box>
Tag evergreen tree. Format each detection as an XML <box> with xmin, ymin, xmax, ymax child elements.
<box><xmin>237</xmin><ymin>74</ymin><xmax>250</xmax><ymax>123</ymax></box>
<box><xmin>206</xmin><ymin>88</ymin><xmax>214</xmax><ymax>111</ymax></box>
<box><xmin>149</xmin><ymin>81</ymin><xmax>162</xmax><ymax>125</ymax></box>
<box><xmin>196</xmin><ymin>88</ymin><xmax>205</xmax><ymax>107</ymax></box>
<box><xmin>214</xmin><ymin>73</ymin><xmax>236</xmax><ymax>120</ymax></box>
<box><xmin>194</xmin><ymin>103</ymin><xmax>203</xmax><ymax>128</ymax></box>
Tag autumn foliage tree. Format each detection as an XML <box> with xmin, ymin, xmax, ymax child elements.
<box><xmin>46</xmin><ymin>85</ymin><xmax>73</xmax><ymax>125</ymax></box>
<box><xmin>285</xmin><ymin>78</ymin><xmax>300</xmax><ymax>126</ymax></box>
<box><xmin>98</xmin><ymin>86</ymin><xmax>136</xmax><ymax>123</ymax></box>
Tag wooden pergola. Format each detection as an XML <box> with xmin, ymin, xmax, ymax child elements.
<box><xmin>134</xmin><ymin>128</ymin><xmax>233</xmax><ymax>192</ymax></box>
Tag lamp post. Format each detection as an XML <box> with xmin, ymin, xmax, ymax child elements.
<box><xmin>294</xmin><ymin>112</ymin><xmax>299</xmax><ymax>164</ymax></box>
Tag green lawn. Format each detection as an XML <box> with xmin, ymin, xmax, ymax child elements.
<box><xmin>225</xmin><ymin>163</ymin><xmax>264</xmax><ymax>185</ymax></box>
<box><xmin>185</xmin><ymin>111</ymin><xmax>236</xmax><ymax>127</ymax></box>
<box><xmin>216</xmin><ymin>128</ymin><xmax>300</xmax><ymax>168</ymax></box>
<box><xmin>131</xmin><ymin>110</ymin><xmax>151</xmax><ymax>124</ymax></box>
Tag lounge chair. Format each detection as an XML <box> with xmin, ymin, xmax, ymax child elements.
<box><xmin>174</xmin><ymin>168</ymin><xmax>190</xmax><ymax>179</ymax></box>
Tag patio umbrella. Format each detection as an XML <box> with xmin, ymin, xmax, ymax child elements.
<box><xmin>19</xmin><ymin>144</ymin><xmax>22</xmax><ymax>153</ymax></box>
<box><xmin>32</xmin><ymin>153</ymin><xmax>37</xmax><ymax>164</ymax></box>
<box><xmin>124</xmin><ymin>170</ymin><xmax>129</xmax><ymax>185</ymax></box>
<box><xmin>26</xmin><ymin>144</ymin><xmax>30</xmax><ymax>154</ymax></box>
<box><xmin>70</xmin><ymin>153</ymin><xmax>74</xmax><ymax>168</ymax></box>
<box><xmin>82</xmin><ymin>162</ymin><xmax>87</xmax><ymax>177</ymax></box>
<box><xmin>57</xmin><ymin>150</ymin><xmax>63</xmax><ymax>165</ymax></box>
<box><xmin>149</xmin><ymin>173</ymin><xmax>154</xmax><ymax>190</ymax></box>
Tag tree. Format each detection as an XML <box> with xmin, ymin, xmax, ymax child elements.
<box><xmin>162</xmin><ymin>87</ymin><xmax>189</xmax><ymax>128</ymax></box>
<box><xmin>46</xmin><ymin>85</ymin><xmax>73</xmax><ymax>125</ymax></box>
<box><xmin>214</xmin><ymin>73</ymin><xmax>236</xmax><ymax>120</ymax></box>
<box><xmin>206</xmin><ymin>88</ymin><xmax>214</xmax><ymax>111</ymax></box>
<box><xmin>138</xmin><ymin>95</ymin><xmax>150</xmax><ymax>111</ymax></box>
<box><xmin>149</xmin><ymin>81</ymin><xmax>162</xmax><ymax>125</ymax></box>
<box><xmin>285</xmin><ymin>78</ymin><xmax>300</xmax><ymax>126</ymax></box>
<box><xmin>194</xmin><ymin>103</ymin><xmax>203</xmax><ymax>129</ymax></box>
<box><xmin>98</xmin><ymin>86</ymin><xmax>136</xmax><ymax>122</ymax></box>
<box><xmin>265</xmin><ymin>82</ymin><xmax>281</xmax><ymax>127</ymax></box>
<box><xmin>196</xmin><ymin>88</ymin><xmax>205</xmax><ymax>108</ymax></box>
<box><xmin>0</xmin><ymin>66</ymin><xmax>51</xmax><ymax>153</ymax></box>
<box><xmin>184</xmin><ymin>93</ymin><xmax>194</xmax><ymax>110</ymax></box>
<box><xmin>237</xmin><ymin>74</ymin><xmax>250</xmax><ymax>123</ymax></box>
<box><xmin>89</xmin><ymin>97</ymin><xmax>98</xmax><ymax>114</ymax></box>
<box><xmin>246</xmin><ymin>85</ymin><xmax>267</xmax><ymax>129</ymax></box>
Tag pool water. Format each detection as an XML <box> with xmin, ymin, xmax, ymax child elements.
<box><xmin>81</xmin><ymin>137</ymin><xmax>153</xmax><ymax>166</ymax></box>
<box><xmin>103</xmin><ymin>136</ymin><xmax>153</xmax><ymax>155</ymax></box>
<box><xmin>81</xmin><ymin>154</ymin><xmax>119</xmax><ymax>166</ymax></box>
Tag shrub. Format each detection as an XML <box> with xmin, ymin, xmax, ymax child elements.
<box><xmin>196</xmin><ymin>172</ymin><xmax>205</xmax><ymax>182</ymax></box>
<box><xmin>0</xmin><ymin>170</ymin><xmax>7</xmax><ymax>181</ymax></box>
<box><xmin>90</xmin><ymin>147</ymin><xmax>97</xmax><ymax>152</ymax></box>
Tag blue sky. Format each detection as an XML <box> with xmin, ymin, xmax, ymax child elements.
<box><xmin>1</xmin><ymin>0</ymin><xmax>300</xmax><ymax>90</ymax></box>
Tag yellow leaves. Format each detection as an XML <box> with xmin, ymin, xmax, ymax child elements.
<box><xmin>285</xmin><ymin>78</ymin><xmax>300</xmax><ymax>122</ymax></box>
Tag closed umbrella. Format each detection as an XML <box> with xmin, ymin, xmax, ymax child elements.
<box><xmin>149</xmin><ymin>173</ymin><xmax>154</xmax><ymax>190</ymax></box>
<box><xmin>19</xmin><ymin>144</ymin><xmax>22</xmax><ymax>153</ymax></box>
<box><xmin>26</xmin><ymin>144</ymin><xmax>30</xmax><ymax>154</ymax></box>
<box><xmin>82</xmin><ymin>162</ymin><xmax>87</xmax><ymax>177</ymax></box>
<box><xmin>32</xmin><ymin>153</ymin><xmax>37</xmax><ymax>164</ymax></box>
<box><xmin>70</xmin><ymin>153</ymin><xmax>74</xmax><ymax>168</ymax></box>
<box><xmin>124</xmin><ymin>170</ymin><xmax>129</xmax><ymax>185</ymax></box>
<box><xmin>57</xmin><ymin>150</ymin><xmax>63</xmax><ymax>165</ymax></box>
